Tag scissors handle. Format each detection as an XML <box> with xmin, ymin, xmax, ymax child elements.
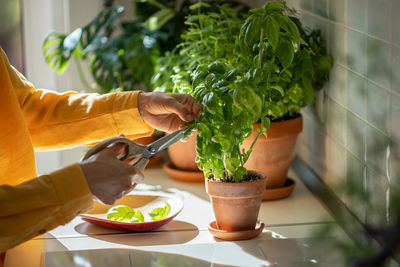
<box><xmin>132</xmin><ymin>157</ymin><xmax>149</xmax><ymax>173</ymax></box>
<box><xmin>82</xmin><ymin>136</ymin><xmax>147</xmax><ymax>172</ymax></box>
<box><xmin>82</xmin><ymin>137</ymin><xmax>131</xmax><ymax>160</ymax></box>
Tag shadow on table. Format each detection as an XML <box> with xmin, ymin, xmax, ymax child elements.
<box><xmin>74</xmin><ymin>220</ymin><xmax>199</xmax><ymax>246</ymax></box>
<box><xmin>211</xmin><ymin>230</ymin><xmax>344</xmax><ymax>266</ymax></box>
<box><xmin>45</xmin><ymin>248</ymin><xmax>232</xmax><ymax>267</ymax></box>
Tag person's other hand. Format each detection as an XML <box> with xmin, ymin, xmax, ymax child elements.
<box><xmin>79</xmin><ymin>143</ymin><xmax>143</xmax><ymax>205</ymax></box>
<box><xmin>138</xmin><ymin>92</ymin><xmax>202</xmax><ymax>133</ymax></box>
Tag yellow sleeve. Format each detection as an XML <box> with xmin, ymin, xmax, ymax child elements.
<box><xmin>2</xmin><ymin>50</ymin><xmax>153</xmax><ymax>151</ymax></box>
<box><xmin>0</xmin><ymin>164</ymin><xmax>93</xmax><ymax>253</ymax></box>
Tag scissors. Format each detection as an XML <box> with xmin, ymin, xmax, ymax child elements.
<box><xmin>82</xmin><ymin>129</ymin><xmax>185</xmax><ymax>172</ymax></box>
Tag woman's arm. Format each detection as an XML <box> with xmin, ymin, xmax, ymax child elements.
<box><xmin>0</xmin><ymin>164</ymin><xmax>93</xmax><ymax>252</ymax></box>
<box><xmin>0</xmin><ymin>48</ymin><xmax>152</xmax><ymax>151</ymax></box>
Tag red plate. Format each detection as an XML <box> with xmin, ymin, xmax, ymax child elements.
<box><xmin>80</xmin><ymin>192</ymin><xmax>183</xmax><ymax>231</ymax></box>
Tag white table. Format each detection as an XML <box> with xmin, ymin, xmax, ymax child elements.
<box><xmin>5</xmin><ymin>166</ymin><xmax>347</xmax><ymax>267</ymax></box>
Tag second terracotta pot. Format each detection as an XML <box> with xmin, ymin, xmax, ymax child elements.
<box><xmin>205</xmin><ymin>171</ymin><xmax>267</xmax><ymax>232</ymax></box>
<box><xmin>167</xmin><ymin>131</ymin><xmax>199</xmax><ymax>171</ymax></box>
<box><xmin>242</xmin><ymin>115</ymin><xmax>303</xmax><ymax>189</ymax></box>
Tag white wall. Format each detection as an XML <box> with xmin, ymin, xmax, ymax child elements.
<box><xmin>22</xmin><ymin>0</ymin><xmax>102</xmax><ymax>174</ymax></box>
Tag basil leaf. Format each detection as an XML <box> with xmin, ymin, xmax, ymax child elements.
<box><xmin>149</xmin><ymin>202</ymin><xmax>171</xmax><ymax>221</ymax></box>
<box><xmin>277</xmin><ymin>15</ymin><xmax>301</xmax><ymax>43</ymax></box>
<box><xmin>276</xmin><ymin>38</ymin><xmax>294</xmax><ymax>67</ymax></box>
<box><xmin>192</xmin><ymin>72</ymin><xmax>207</xmax><ymax>89</ymax></box>
<box><xmin>264</xmin><ymin>2</ymin><xmax>285</xmax><ymax>13</ymax></box>
<box><xmin>131</xmin><ymin>210</ymin><xmax>145</xmax><ymax>223</ymax></box>
<box><xmin>106</xmin><ymin>205</ymin><xmax>135</xmax><ymax>222</ymax></box>
<box><xmin>264</xmin><ymin>15</ymin><xmax>280</xmax><ymax>49</ymax></box>
<box><xmin>189</xmin><ymin>2</ymin><xmax>211</xmax><ymax>10</ymax></box>
<box><xmin>270</xmin><ymin>85</ymin><xmax>284</xmax><ymax>96</ymax></box>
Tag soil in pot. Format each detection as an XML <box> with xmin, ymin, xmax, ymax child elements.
<box><xmin>205</xmin><ymin>170</ymin><xmax>267</xmax><ymax>237</ymax></box>
<box><xmin>242</xmin><ymin>115</ymin><xmax>302</xmax><ymax>200</ymax></box>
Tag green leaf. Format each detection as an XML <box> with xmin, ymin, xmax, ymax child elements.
<box><xmin>242</xmin><ymin>15</ymin><xmax>262</xmax><ymax>47</ymax></box>
<box><xmin>89</xmin><ymin>50</ymin><xmax>119</xmax><ymax>92</ymax></box>
<box><xmin>189</xmin><ymin>2</ymin><xmax>211</xmax><ymax>10</ymax></box>
<box><xmin>149</xmin><ymin>202</ymin><xmax>171</xmax><ymax>221</ymax></box>
<box><xmin>226</xmin><ymin>68</ymin><xmax>240</xmax><ymax>81</ymax></box>
<box><xmin>249</xmin><ymin>8</ymin><xmax>265</xmax><ymax>15</ymax></box>
<box><xmin>203</xmin><ymin>91</ymin><xmax>217</xmax><ymax>114</ymax></box>
<box><xmin>233</xmin><ymin>167</ymin><xmax>247</xmax><ymax>182</ymax></box>
<box><xmin>269</xmin><ymin>104</ymin><xmax>282</xmax><ymax>116</ymax></box>
<box><xmin>302</xmin><ymin>74</ymin><xmax>315</xmax><ymax>103</ymax></box>
<box><xmin>131</xmin><ymin>210</ymin><xmax>145</xmax><ymax>223</ymax></box>
<box><xmin>263</xmin><ymin>15</ymin><xmax>280</xmax><ymax>49</ymax></box>
<box><xmin>264</xmin><ymin>2</ymin><xmax>285</xmax><ymax>13</ymax></box>
<box><xmin>63</xmin><ymin>28</ymin><xmax>82</xmax><ymax>51</ymax></box>
<box><xmin>270</xmin><ymin>85</ymin><xmax>284</xmax><ymax>96</ymax></box>
<box><xmin>204</xmin><ymin>73</ymin><xmax>216</xmax><ymax>89</ymax></box>
<box><xmin>194</xmin><ymin>86</ymin><xmax>206</xmax><ymax>100</ymax></box>
<box><xmin>192</xmin><ymin>72</ymin><xmax>207</xmax><ymax>90</ymax></box>
<box><xmin>288</xmin><ymin>84</ymin><xmax>302</xmax><ymax>103</ymax></box>
<box><xmin>262</xmin><ymin>117</ymin><xmax>271</xmax><ymax>130</ymax></box>
<box><xmin>42</xmin><ymin>31</ymin><xmax>73</xmax><ymax>73</ymax></box>
<box><xmin>277</xmin><ymin>15</ymin><xmax>301</xmax><ymax>43</ymax></box>
<box><xmin>276</xmin><ymin>38</ymin><xmax>294</xmax><ymax>67</ymax></box>
<box><xmin>106</xmin><ymin>205</ymin><xmax>135</xmax><ymax>222</ymax></box>
<box><xmin>262</xmin><ymin>61</ymin><xmax>279</xmax><ymax>73</ymax></box>
<box><xmin>208</xmin><ymin>61</ymin><xmax>225</xmax><ymax>74</ymax></box>
<box><xmin>81</xmin><ymin>6</ymin><xmax>124</xmax><ymax>49</ymax></box>
<box><xmin>239</xmin><ymin>87</ymin><xmax>262</xmax><ymax>116</ymax></box>
<box><xmin>142</xmin><ymin>8</ymin><xmax>175</xmax><ymax>31</ymax></box>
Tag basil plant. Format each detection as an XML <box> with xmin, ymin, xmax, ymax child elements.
<box><xmin>153</xmin><ymin>1</ymin><xmax>332</xmax><ymax>182</ymax></box>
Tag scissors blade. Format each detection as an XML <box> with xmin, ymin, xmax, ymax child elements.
<box><xmin>145</xmin><ymin>128</ymin><xmax>186</xmax><ymax>156</ymax></box>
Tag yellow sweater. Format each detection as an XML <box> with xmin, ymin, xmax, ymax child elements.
<box><xmin>0</xmin><ymin>48</ymin><xmax>153</xmax><ymax>252</ymax></box>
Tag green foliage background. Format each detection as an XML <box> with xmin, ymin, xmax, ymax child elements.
<box><xmin>42</xmin><ymin>0</ymin><xmax>247</xmax><ymax>93</ymax></box>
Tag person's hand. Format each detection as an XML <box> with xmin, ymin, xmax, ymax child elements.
<box><xmin>138</xmin><ymin>92</ymin><xmax>202</xmax><ymax>133</ymax></box>
<box><xmin>79</xmin><ymin>143</ymin><xmax>143</xmax><ymax>205</ymax></box>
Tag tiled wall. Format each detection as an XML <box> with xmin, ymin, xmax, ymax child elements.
<box><xmin>291</xmin><ymin>0</ymin><xmax>399</xmax><ymax>226</ymax></box>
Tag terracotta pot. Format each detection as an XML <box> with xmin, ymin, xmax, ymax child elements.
<box><xmin>167</xmin><ymin>131</ymin><xmax>199</xmax><ymax>171</ymax></box>
<box><xmin>205</xmin><ymin>171</ymin><xmax>267</xmax><ymax>232</ymax></box>
<box><xmin>134</xmin><ymin>135</ymin><xmax>163</xmax><ymax>167</ymax></box>
<box><xmin>242</xmin><ymin>115</ymin><xmax>302</xmax><ymax>189</ymax></box>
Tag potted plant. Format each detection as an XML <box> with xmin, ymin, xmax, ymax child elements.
<box><xmin>152</xmin><ymin>1</ymin><xmax>249</xmax><ymax>181</ymax></box>
<box><xmin>155</xmin><ymin>1</ymin><xmax>332</xmax><ymax>196</ymax></box>
<box><xmin>238</xmin><ymin>5</ymin><xmax>332</xmax><ymax>200</ymax></box>
<box><xmin>179</xmin><ymin>3</ymin><xmax>272</xmax><ymax>238</ymax></box>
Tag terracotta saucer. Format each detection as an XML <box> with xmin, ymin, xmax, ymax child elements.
<box><xmin>208</xmin><ymin>220</ymin><xmax>265</xmax><ymax>241</ymax></box>
<box><xmin>163</xmin><ymin>162</ymin><xmax>204</xmax><ymax>182</ymax></box>
<box><xmin>262</xmin><ymin>177</ymin><xmax>296</xmax><ymax>201</ymax></box>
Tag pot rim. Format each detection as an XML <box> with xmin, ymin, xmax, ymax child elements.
<box><xmin>251</xmin><ymin>114</ymin><xmax>303</xmax><ymax>139</ymax></box>
<box><xmin>205</xmin><ymin>170</ymin><xmax>267</xmax><ymax>198</ymax></box>
<box><xmin>205</xmin><ymin>170</ymin><xmax>265</xmax><ymax>183</ymax></box>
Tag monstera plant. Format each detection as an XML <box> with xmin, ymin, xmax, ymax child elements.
<box><xmin>42</xmin><ymin>0</ymin><xmax>247</xmax><ymax>93</ymax></box>
<box><xmin>42</xmin><ymin>1</ymin><xmax>173</xmax><ymax>93</ymax></box>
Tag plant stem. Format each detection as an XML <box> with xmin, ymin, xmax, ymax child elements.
<box><xmin>238</xmin><ymin>144</ymin><xmax>244</xmax><ymax>166</ymax></box>
<box><xmin>258</xmin><ymin>28</ymin><xmax>264</xmax><ymax>68</ymax></box>
<box><xmin>148</xmin><ymin>0</ymin><xmax>166</xmax><ymax>10</ymax></box>
<box><xmin>73</xmin><ymin>56</ymin><xmax>92</xmax><ymax>92</ymax></box>
<box><xmin>245</xmin><ymin>119</ymin><xmax>264</xmax><ymax>166</ymax></box>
